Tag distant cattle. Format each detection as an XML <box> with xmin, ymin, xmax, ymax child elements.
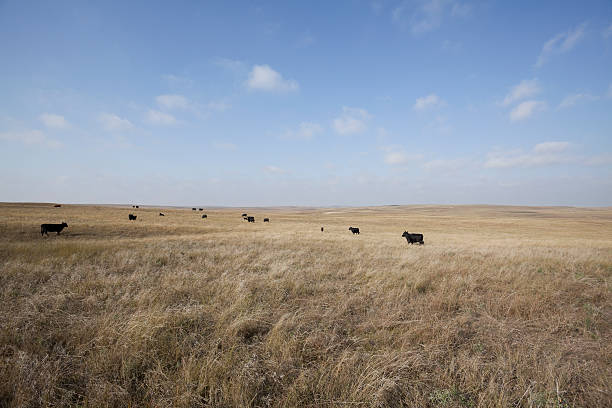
<box><xmin>199</xmin><ymin>208</ymin><xmax>203</xmax><ymax>211</ymax></box>
<box><xmin>41</xmin><ymin>222</ymin><xmax>68</xmax><ymax>236</ymax></box>
<box><xmin>349</xmin><ymin>227</ymin><xmax>360</xmax><ymax>235</ymax></box>
<box><xmin>54</xmin><ymin>204</ymin><xmax>61</xmax><ymax>207</ymax></box>
<box><xmin>247</xmin><ymin>216</ymin><xmax>255</xmax><ymax>223</ymax></box>
<box><xmin>159</xmin><ymin>213</ymin><xmax>165</xmax><ymax>216</ymax></box>
<box><xmin>202</xmin><ymin>214</ymin><xmax>207</xmax><ymax>219</ymax></box>
<box><xmin>241</xmin><ymin>213</ymin><xmax>247</xmax><ymax>217</ymax></box>
<box><xmin>263</xmin><ymin>218</ymin><xmax>269</xmax><ymax>222</ymax></box>
<box><xmin>135</xmin><ymin>206</ymin><xmax>139</xmax><ymax>208</ymax></box>
<box><xmin>129</xmin><ymin>214</ymin><xmax>137</xmax><ymax>221</ymax></box>
<box><xmin>402</xmin><ymin>231</ymin><xmax>424</xmax><ymax>245</ymax></box>
<box><xmin>243</xmin><ymin>217</ymin><xmax>248</xmax><ymax>221</ymax></box>
<box><xmin>321</xmin><ymin>227</ymin><xmax>324</xmax><ymax>232</ymax></box>
<box><xmin>192</xmin><ymin>208</ymin><xmax>196</xmax><ymax>211</ymax></box>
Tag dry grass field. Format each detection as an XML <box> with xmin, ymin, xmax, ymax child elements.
<box><xmin>0</xmin><ymin>203</ymin><xmax>610</xmax><ymax>407</ymax></box>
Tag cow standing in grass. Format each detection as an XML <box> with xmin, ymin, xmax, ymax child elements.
<box><xmin>349</xmin><ymin>227</ymin><xmax>360</xmax><ymax>235</ymax></box>
<box><xmin>402</xmin><ymin>231</ymin><xmax>424</xmax><ymax>245</ymax></box>
<box><xmin>129</xmin><ymin>214</ymin><xmax>137</xmax><ymax>221</ymax></box>
<box><xmin>41</xmin><ymin>222</ymin><xmax>68</xmax><ymax>236</ymax></box>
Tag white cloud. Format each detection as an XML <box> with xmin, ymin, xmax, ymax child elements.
<box><xmin>533</xmin><ymin>141</ymin><xmax>570</xmax><ymax>153</ymax></box>
<box><xmin>509</xmin><ymin>100</ymin><xmax>546</xmax><ymax>121</ymax></box>
<box><xmin>39</xmin><ymin>113</ymin><xmax>70</xmax><ymax>129</ymax></box>
<box><xmin>146</xmin><ymin>110</ymin><xmax>177</xmax><ymax>125</ymax></box>
<box><xmin>536</xmin><ymin>23</ymin><xmax>586</xmax><ymax>67</ymax></box>
<box><xmin>393</xmin><ymin>0</ymin><xmax>469</xmax><ymax>34</ymax></box>
<box><xmin>501</xmin><ymin>79</ymin><xmax>540</xmax><ymax>106</ymax></box>
<box><xmin>332</xmin><ymin>107</ymin><xmax>371</xmax><ymax>135</ymax></box>
<box><xmin>485</xmin><ymin>142</ymin><xmax>573</xmax><ymax>168</ymax></box>
<box><xmin>282</xmin><ymin>122</ymin><xmax>322</xmax><ymax>140</ymax></box>
<box><xmin>603</xmin><ymin>23</ymin><xmax>612</xmax><ymax>39</ymax></box>
<box><xmin>414</xmin><ymin>93</ymin><xmax>444</xmax><ymax>110</ymax></box>
<box><xmin>558</xmin><ymin>93</ymin><xmax>598</xmax><ymax>109</ymax></box>
<box><xmin>0</xmin><ymin>129</ymin><xmax>61</xmax><ymax>148</ymax></box>
<box><xmin>585</xmin><ymin>153</ymin><xmax>612</xmax><ymax>166</ymax></box>
<box><xmin>98</xmin><ymin>113</ymin><xmax>134</xmax><ymax>131</ymax></box>
<box><xmin>156</xmin><ymin>94</ymin><xmax>190</xmax><ymax>110</ymax></box>
<box><xmin>263</xmin><ymin>165</ymin><xmax>287</xmax><ymax>174</ymax></box>
<box><xmin>246</xmin><ymin>65</ymin><xmax>299</xmax><ymax>92</ymax></box>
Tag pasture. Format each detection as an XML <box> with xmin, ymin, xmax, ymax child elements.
<box><xmin>0</xmin><ymin>203</ymin><xmax>610</xmax><ymax>407</ymax></box>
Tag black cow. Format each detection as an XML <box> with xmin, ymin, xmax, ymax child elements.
<box><xmin>349</xmin><ymin>227</ymin><xmax>360</xmax><ymax>235</ymax></box>
<box><xmin>402</xmin><ymin>231</ymin><xmax>424</xmax><ymax>245</ymax></box>
<box><xmin>129</xmin><ymin>214</ymin><xmax>137</xmax><ymax>221</ymax></box>
<box><xmin>192</xmin><ymin>208</ymin><xmax>196</xmax><ymax>211</ymax></box>
<box><xmin>199</xmin><ymin>208</ymin><xmax>203</xmax><ymax>211</ymax></box>
<box><xmin>321</xmin><ymin>227</ymin><xmax>324</xmax><ymax>232</ymax></box>
<box><xmin>241</xmin><ymin>213</ymin><xmax>247</xmax><ymax>217</ymax></box>
<box><xmin>202</xmin><ymin>214</ymin><xmax>207</xmax><ymax>219</ymax></box>
<box><xmin>243</xmin><ymin>217</ymin><xmax>248</xmax><ymax>221</ymax></box>
<box><xmin>263</xmin><ymin>218</ymin><xmax>269</xmax><ymax>222</ymax></box>
<box><xmin>41</xmin><ymin>222</ymin><xmax>68</xmax><ymax>236</ymax></box>
<box><xmin>247</xmin><ymin>216</ymin><xmax>255</xmax><ymax>223</ymax></box>
<box><xmin>159</xmin><ymin>213</ymin><xmax>165</xmax><ymax>216</ymax></box>
<box><xmin>54</xmin><ymin>204</ymin><xmax>61</xmax><ymax>207</ymax></box>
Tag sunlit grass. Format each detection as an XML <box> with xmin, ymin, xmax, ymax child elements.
<box><xmin>0</xmin><ymin>203</ymin><xmax>610</xmax><ymax>406</ymax></box>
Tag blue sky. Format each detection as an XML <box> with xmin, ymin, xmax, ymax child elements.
<box><xmin>1</xmin><ymin>1</ymin><xmax>611</xmax><ymax>206</ymax></box>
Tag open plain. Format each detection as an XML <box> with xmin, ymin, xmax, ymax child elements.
<box><xmin>0</xmin><ymin>203</ymin><xmax>610</xmax><ymax>407</ymax></box>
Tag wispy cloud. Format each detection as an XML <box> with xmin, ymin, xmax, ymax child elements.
<box><xmin>39</xmin><ymin>113</ymin><xmax>70</xmax><ymax>129</ymax></box>
<box><xmin>156</xmin><ymin>94</ymin><xmax>190</xmax><ymax>110</ymax></box>
<box><xmin>213</xmin><ymin>57</ymin><xmax>246</xmax><ymax>73</ymax></box>
<box><xmin>263</xmin><ymin>165</ymin><xmax>287</xmax><ymax>174</ymax></box>
<box><xmin>332</xmin><ymin>107</ymin><xmax>371</xmax><ymax>135</ymax></box>
<box><xmin>414</xmin><ymin>93</ymin><xmax>444</xmax><ymax>110</ymax></box>
<box><xmin>382</xmin><ymin>146</ymin><xmax>422</xmax><ymax>165</ymax></box>
<box><xmin>423</xmin><ymin>157</ymin><xmax>471</xmax><ymax>171</ymax></box>
<box><xmin>0</xmin><ymin>129</ymin><xmax>61</xmax><ymax>148</ymax></box>
<box><xmin>558</xmin><ymin>93</ymin><xmax>598</xmax><ymax>109</ymax></box>
<box><xmin>501</xmin><ymin>79</ymin><xmax>540</xmax><ymax>106</ymax></box>
<box><xmin>162</xmin><ymin>74</ymin><xmax>194</xmax><ymax>88</ymax></box>
<box><xmin>536</xmin><ymin>23</ymin><xmax>587</xmax><ymax>67</ymax></box>
<box><xmin>207</xmin><ymin>100</ymin><xmax>231</xmax><ymax>112</ymax></box>
<box><xmin>509</xmin><ymin>100</ymin><xmax>546</xmax><ymax>121</ymax></box>
<box><xmin>246</xmin><ymin>65</ymin><xmax>299</xmax><ymax>92</ymax></box>
<box><xmin>485</xmin><ymin>142</ymin><xmax>572</xmax><ymax>168</ymax></box>
<box><xmin>282</xmin><ymin>122</ymin><xmax>323</xmax><ymax>140</ymax></box>
<box><xmin>393</xmin><ymin>0</ymin><xmax>470</xmax><ymax>34</ymax></box>
<box><xmin>98</xmin><ymin>113</ymin><xmax>134</xmax><ymax>131</ymax></box>
<box><xmin>146</xmin><ymin>109</ymin><xmax>177</xmax><ymax>125</ymax></box>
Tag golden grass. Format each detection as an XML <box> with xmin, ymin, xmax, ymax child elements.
<box><xmin>0</xmin><ymin>203</ymin><xmax>610</xmax><ymax>407</ymax></box>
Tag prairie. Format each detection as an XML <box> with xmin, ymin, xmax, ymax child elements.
<box><xmin>0</xmin><ymin>203</ymin><xmax>610</xmax><ymax>407</ymax></box>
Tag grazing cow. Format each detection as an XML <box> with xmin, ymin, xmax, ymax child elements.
<box><xmin>54</xmin><ymin>204</ymin><xmax>61</xmax><ymax>207</ymax></box>
<box><xmin>263</xmin><ymin>218</ymin><xmax>269</xmax><ymax>222</ymax></box>
<box><xmin>135</xmin><ymin>206</ymin><xmax>139</xmax><ymax>208</ymax></box>
<box><xmin>159</xmin><ymin>213</ymin><xmax>165</xmax><ymax>216</ymax></box>
<box><xmin>321</xmin><ymin>227</ymin><xmax>324</xmax><ymax>232</ymax></box>
<box><xmin>192</xmin><ymin>208</ymin><xmax>196</xmax><ymax>211</ymax></box>
<box><xmin>241</xmin><ymin>213</ymin><xmax>247</xmax><ymax>217</ymax></box>
<box><xmin>402</xmin><ymin>231</ymin><xmax>424</xmax><ymax>245</ymax></box>
<box><xmin>247</xmin><ymin>216</ymin><xmax>255</xmax><ymax>223</ymax></box>
<box><xmin>349</xmin><ymin>227</ymin><xmax>360</xmax><ymax>235</ymax></box>
<box><xmin>202</xmin><ymin>214</ymin><xmax>207</xmax><ymax>219</ymax></box>
<box><xmin>129</xmin><ymin>214</ymin><xmax>137</xmax><ymax>221</ymax></box>
<box><xmin>199</xmin><ymin>208</ymin><xmax>203</xmax><ymax>211</ymax></box>
<box><xmin>41</xmin><ymin>222</ymin><xmax>68</xmax><ymax>236</ymax></box>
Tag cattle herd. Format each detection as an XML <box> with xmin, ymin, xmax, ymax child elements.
<box><xmin>40</xmin><ymin>205</ymin><xmax>425</xmax><ymax>244</ymax></box>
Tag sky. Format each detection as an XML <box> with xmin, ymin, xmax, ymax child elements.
<box><xmin>1</xmin><ymin>1</ymin><xmax>611</xmax><ymax>207</ymax></box>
